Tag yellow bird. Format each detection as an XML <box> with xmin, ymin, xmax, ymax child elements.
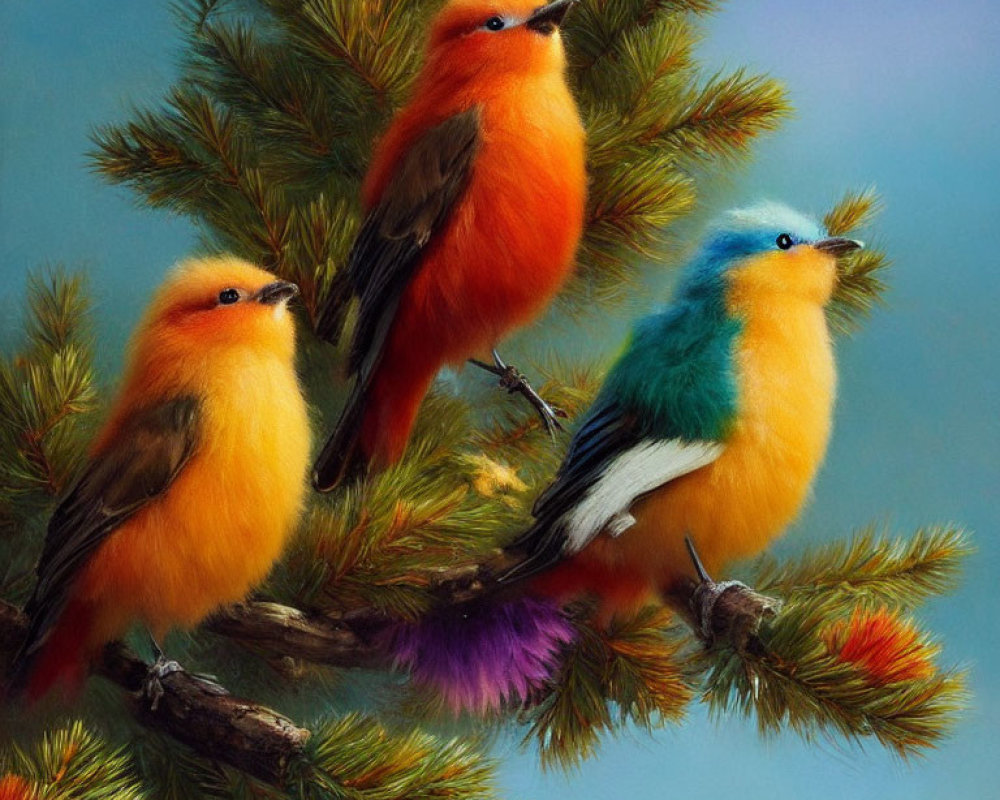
<box><xmin>504</xmin><ymin>202</ymin><xmax>861</xmax><ymax>617</ymax></box>
<box><xmin>13</xmin><ymin>256</ymin><xmax>311</xmax><ymax>700</ymax></box>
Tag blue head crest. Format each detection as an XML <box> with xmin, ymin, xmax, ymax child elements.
<box><xmin>683</xmin><ymin>202</ymin><xmax>826</xmax><ymax>291</ymax></box>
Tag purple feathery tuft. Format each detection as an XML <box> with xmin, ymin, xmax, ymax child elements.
<box><xmin>386</xmin><ymin>594</ymin><xmax>576</xmax><ymax>714</ymax></box>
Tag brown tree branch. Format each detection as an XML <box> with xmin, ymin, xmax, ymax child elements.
<box><xmin>0</xmin><ymin>555</ymin><xmax>770</xmax><ymax>789</ymax></box>
<box><xmin>0</xmin><ymin>599</ymin><xmax>309</xmax><ymax>787</ymax></box>
<box><xmin>204</xmin><ymin>559</ymin><xmax>503</xmax><ymax>669</ymax></box>
<box><xmin>0</xmin><ymin>563</ymin><xmax>500</xmax><ymax>786</ymax></box>
<box><xmin>204</xmin><ymin>601</ymin><xmax>387</xmax><ymax>669</ymax></box>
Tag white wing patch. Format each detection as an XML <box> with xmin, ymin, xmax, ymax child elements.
<box><xmin>561</xmin><ymin>439</ymin><xmax>724</xmax><ymax>554</ymax></box>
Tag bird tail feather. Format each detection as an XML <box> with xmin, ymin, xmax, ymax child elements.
<box><xmin>312</xmin><ymin>378</ymin><xmax>369</xmax><ymax>492</ymax></box>
<box><xmin>313</xmin><ymin>357</ymin><xmax>433</xmax><ymax>492</ymax></box>
<box><xmin>384</xmin><ymin>594</ymin><xmax>575</xmax><ymax>714</ymax></box>
<box><xmin>12</xmin><ymin>599</ymin><xmax>92</xmax><ymax>703</ymax></box>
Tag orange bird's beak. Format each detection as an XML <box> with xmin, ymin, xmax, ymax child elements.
<box><xmin>526</xmin><ymin>0</ymin><xmax>576</xmax><ymax>34</ymax></box>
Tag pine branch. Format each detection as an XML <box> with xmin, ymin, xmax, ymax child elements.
<box><xmin>580</xmin><ymin>154</ymin><xmax>696</xmax><ymax>297</ymax></box>
<box><xmin>657</xmin><ymin>70</ymin><xmax>790</xmax><ymax>161</ymax></box>
<box><xmin>525</xmin><ymin>606</ymin><xmax>691</xmax><ymax>770</ymax></box>
<box><xmin>1</xmin><ymin>721</ymin><xmax>146</xmax><ymax>800</ymax></box>
<box><xmin>565</xmin><ymin>0</ymin><xmax>713</xmax><ymax>82</ymax></box>
<box><xmin>1</xmin><ymin>514</ymin><xmax>971</xmax><ymax>774</ymax></box>
<box><xmin>0</xmin><ymin>602</ymin><xmax>308</xmax><ymax>786</ymax></box>
<box><xmin>755</xmin><ymin>526</ymin><xmax>972</xmax><ymax>611</ymax></box>
<box><xmin>825</xmin><ymin>186</ymin><xmax>881</xmax><ymax>235</ymax></box>
<box><xmin>824</xmin><ymin>188</ymin><xmax>891</xmax><ymax>334</ymax></box>
<box><xmin>696</xmin><ymin>596</ymin><xmax>967</xmax><ymax>757</ymax></box>
<box><xmin>192</xmin><ymin>22</ymin><xmax>336</xmax><ymax>160</ymax></box>
<box><xmin>0</xmin><ymin>270</ymin><xmax>97</xmax><ymax>507</ymax></box>
<box><xmin>98</xmin><ymin>642</ymin><xmax>312</xmax><ymax>786</ymax></box>
<box><xmin>204</xmin><ymin>601</ymin><xmax>386</xmax><ymax>669</ymax></box>
<box><xmin>264</xmin><ymin>0</ymin><xmax>432</xmax><ymax>113</ymax></box>
<box><xmin>301</xmin><ymin>714</ymin><xmax>494</xmax><ymax>800</ymax></box>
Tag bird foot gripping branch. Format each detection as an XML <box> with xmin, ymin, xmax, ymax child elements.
<box><xmin>684</xmin><ymin>536</ymin><xmax>782</xmax><ymax>653</ymax></box>
<box><xmin>142</xmin><ymin>655</ymin><xmax>183</xmax><ymax>712</ymax></box>
<box><xmin>470</xmin><ymin>349</ymin><xmax>568</xmax><ymax>435</ymax></box>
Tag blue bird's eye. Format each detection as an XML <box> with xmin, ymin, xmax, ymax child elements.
<box><xmin>484</xmin><ymin>16</ymin><xmax>505</xmax><ymax>31</ymax></box>
<box><xmin>776</xmin><ymin>233</ymin><xmax>794</xmax><ymax>250</ymax></box>
<box><xmin>218</xmin><ymin>288</ymin><xmax>241</xmax><ymax>305</ymax></box>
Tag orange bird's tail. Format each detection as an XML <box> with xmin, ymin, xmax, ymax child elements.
<box><xmin>312</xmin><ymin>352</ymin><xmax>436</xmax><ymax>492</ymax></box>
<box><xmin>11</xmin><ymin>599</ymin><xmax>94</xmax><ymax>703</ymax></box>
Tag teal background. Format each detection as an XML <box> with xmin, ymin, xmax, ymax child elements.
<box><xmin>2</xmin><ymin>1</ymin><xmax>997</xmax><ymax>797</ymax></box>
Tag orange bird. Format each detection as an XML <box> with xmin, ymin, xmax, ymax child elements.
<box><xmin>313</xmin><ymin>0</ymin><xmax>587</xmax><ymax>491</ymax></box>
<box><xmin>11</xmin><ymin>257</ymin><xmax>311</xmax><ymax>700</ymax></box>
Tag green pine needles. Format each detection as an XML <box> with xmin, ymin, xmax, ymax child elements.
<box><xmin>0</xmin><ymin>0</ymin><xmax>956</xmax><ymax>797</ymax></box>
<box><xmin>0</xmin><ymin>722</ymin><xmax>146</xmax><ymax>800</ymax></box>
<box><xmin>0</xmin><ymin>270</ymin><xmax>97</xmax><ymax>604</ymax></box>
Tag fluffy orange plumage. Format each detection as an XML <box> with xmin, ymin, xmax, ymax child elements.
<box><xmin>15</xmin><ymin>257</ymin><xmax>311</xmax><ymax>700</ymax></box>
<box><xmin>313</xmin><ymin>0</ymin><xmax>586</xmax><ymax>487</ymax></box>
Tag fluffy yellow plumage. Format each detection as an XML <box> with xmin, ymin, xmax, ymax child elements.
<box><xmin>621</xmin><ymin>247</ymin><xmax>837</xmax><ymax>590</ymax></box>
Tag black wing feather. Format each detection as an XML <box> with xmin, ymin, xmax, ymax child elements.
<box><xmin>313</xmin><ymin>107</ymin><xmax>482</xmax><ymax>375</ymax></box>
<box><xmin>347</xmin><ymin>108</ymin><xmax>482</xmax><ymax>377</ymax></box>
<box><xmin>14</xmin><ymin>396</ymin><xmax>200</xmax><ymax>678</ymax></box>
<box><xmin>312</xmin><ymin>109</ymin><xmax>482</xmax><ymax>490</ymax></box>
<box><xmin>499</xmin><ymin>398</ymin><xmax>645</xmax><ymax>585</ymax></box>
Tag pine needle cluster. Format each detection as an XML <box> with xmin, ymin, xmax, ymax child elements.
<box><xmin>0</xmin><ymin>722</ymin><xmax>146</xmax><ymax>800</ymax></box>
<box><xmin>0</xmin><ymin>270</ymin><xmax>97</xmax><ymax>602</ymax></box>
<box><xmin>824</xmin><ymin>188</ymin><xmax>891</xmax><ymax>333</ymax></box>
<box><xmin>525</xmin><ymin>607</ymin><xmax>691</xmax><ymax>769</ymax></box>
<box><xmin>124</xmin><ymin>714</ymin><xmax>494</xmax><ymax>800</ymax></box>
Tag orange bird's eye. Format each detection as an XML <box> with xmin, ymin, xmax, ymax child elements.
<box><xmin>484</xmin><ymin>16</ymin><xmax>506</xmax><ymax>31</ymax></box>
<box><xmin>218</xmin><ymin>288</ymin><xmax>241</xmax><ymax>305</ymax></box>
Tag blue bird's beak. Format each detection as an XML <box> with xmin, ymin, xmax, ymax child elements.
<box><xmin>813</xmin><ymin>237</ymin><xmax>864</xmax><ymax>256</ymax></box>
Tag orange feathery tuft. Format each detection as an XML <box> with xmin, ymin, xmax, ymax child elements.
<box><xmin>0</xmin><ymin>775</ymin><xmax>36</xmax><ymax>800</ymax></box>
<box><xmin>824</xmin><ymin>607</ymin><xmax>937</xmax><ymax>686</ymax></box>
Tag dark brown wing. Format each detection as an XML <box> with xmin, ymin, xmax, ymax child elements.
<box><xmin>314</xmin><ymin>107</ymin><xmax>482</xmax><ymax>377</ymax></box>
<box><xmin>311</xmin><ymin>109</ymin><xmax>481</xmax><ymax>491</ymax></box>
<box><xmin>16</xmin><ymin>396</ymin><xmax>201</xmax><ymax>670</ymax></box>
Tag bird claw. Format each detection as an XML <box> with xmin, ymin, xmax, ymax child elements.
<box><xmin>142</xmin><ymin>655</ymin><xmax>183</xmax><ymax>712</ymax></box>
<box><xmin>471</xmin><ymin>350</ymin><xmax>567</xmax><ymax>436</ymax></box>
<box><xmin>684</xmin><ymin>537</ymin><xmax>781</xmax><ymax>653</ymax></box>
<box><xmin>691</xmin><ymin>580</ymin><xmax>781</xmax><ymax>653</ymax></box>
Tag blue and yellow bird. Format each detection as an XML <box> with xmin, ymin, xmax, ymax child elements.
<box><xmin>502</xmin><ymin>202</ymin><xmax>861</xmax><ymax>616</ymax></box>
<box><xmin>392</xmin><ymin>203</ymin><xmax>861</xmax><ymax>711</ymax></box>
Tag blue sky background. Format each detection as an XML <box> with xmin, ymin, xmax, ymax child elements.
<box><xmin>2</xmin><ymin>1</ymin><xmax>998</xmax><ymax>798</ymax></box>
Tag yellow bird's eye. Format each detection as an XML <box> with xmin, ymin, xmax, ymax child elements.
<box><xmin>776</xmin><ymin>233</ymin><xmax>794</xmax><ymax>250</ymax></box>
<box><xmin>484</xmin><ymin>16</ymin><xmax>505</xmax><ymax>31</ymax></box>
<box><xmin>218</xmin><ymin>288</ymin><xmax>241</xmax><ymax>305</ymax></box>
